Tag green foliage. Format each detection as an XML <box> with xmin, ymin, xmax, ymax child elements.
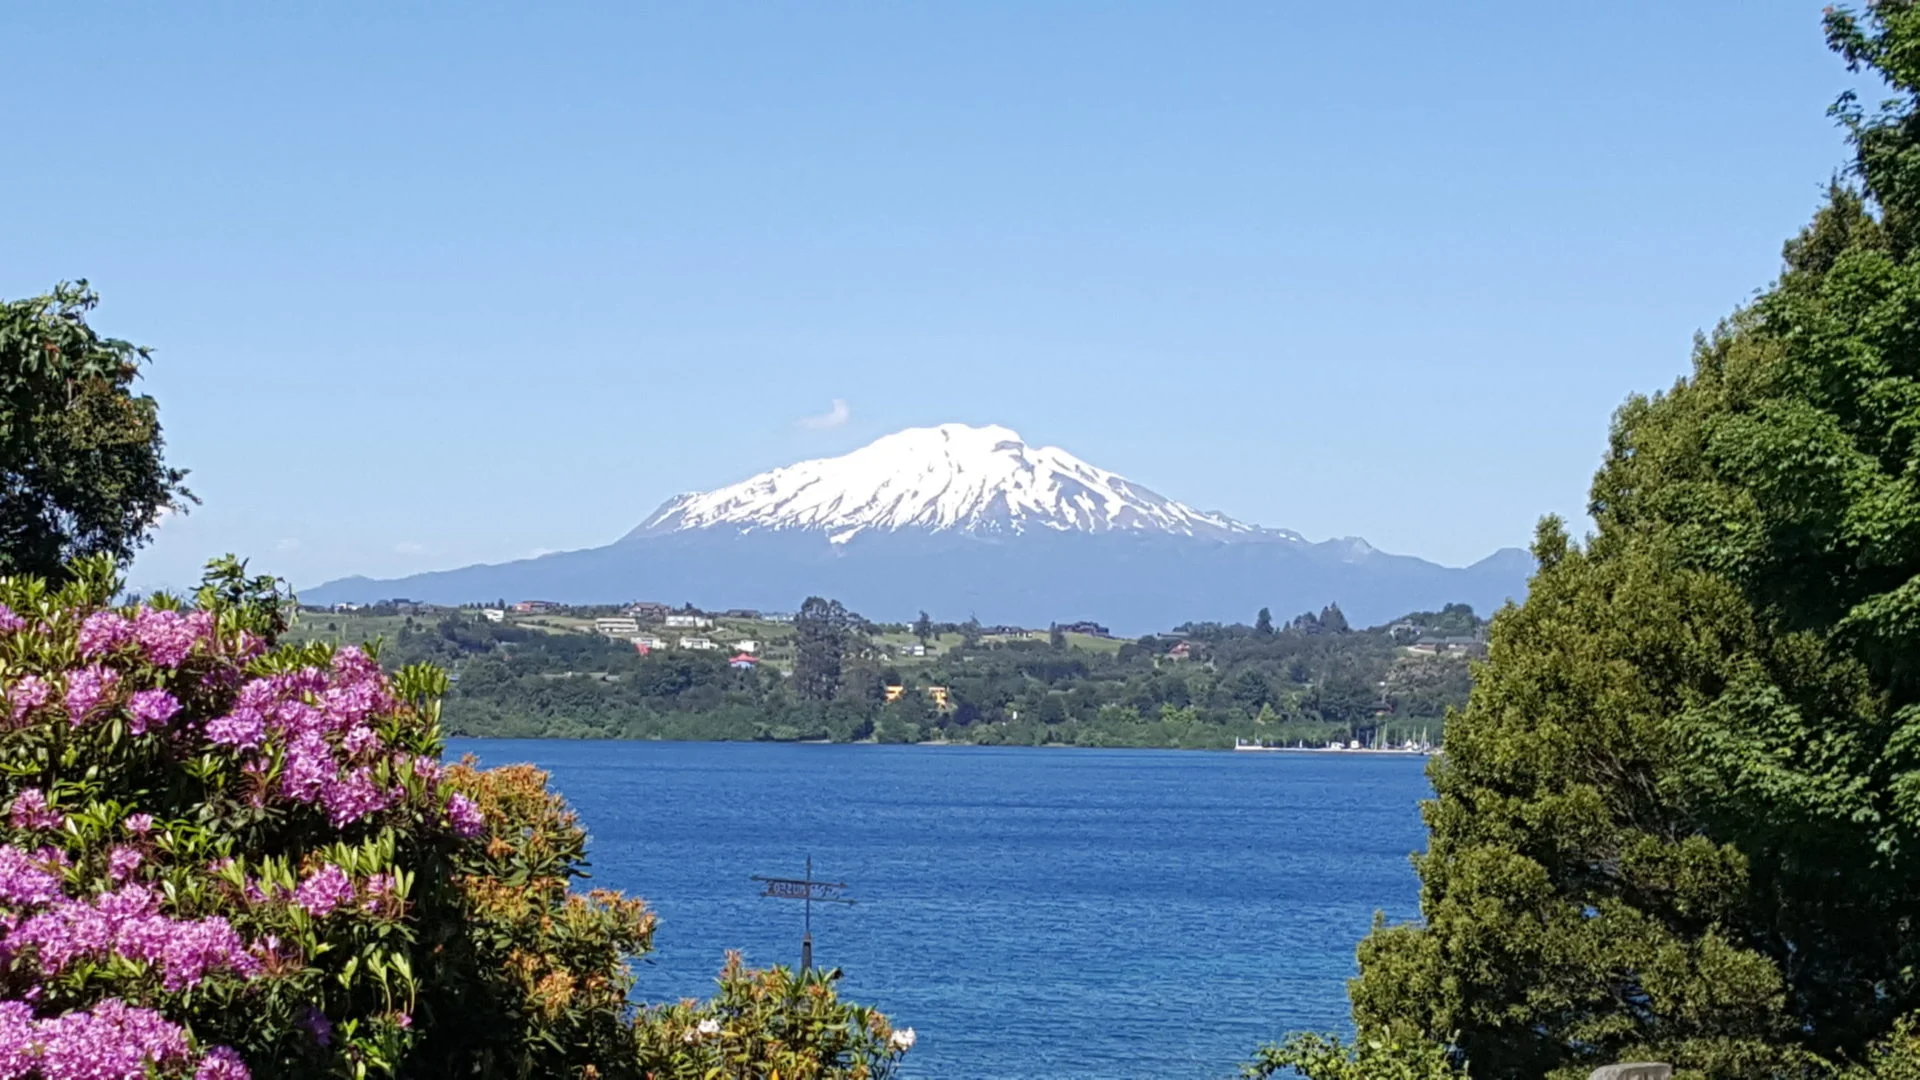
<box><xmin>1349</xmin><ymin>6</ymin><xmax>1920</xmax><ymax>1077</ymax></box>
<box><xmin>794</xmin><ymin>597</ymin><xmax>856</xmax><ymax>703</ymax></box>
<box><xmin>0</xmin><ymin>559</ymin><xmax>909</xmax><ymax>1078</ymax></box>
<box><xmin>633</xmin><ymin>957</ymin><xmax>907</xmax><ymax>1080</ymax></box>
<box><xmin>1841</xmin><ymin>1015</ymin><xmax>1920</xmax><ymax>1080</ymax></box>
<box><xmin>376</xmin><ymin>602</ymin><xmax>1476</xmax><ymax>748</ymax></box>
<box><xmin>0</xmin><ymin>558</ymin><xmax>465</xmax><ymax>1075</ymax></box>
<box><xmin>0</xmin><ymin>283</ymin><xmax>192</xmax><ymax>580</ymax></box>
<box><xmin>1244</xmin><ymin>1031</ymin><xmax>1464</xmax><ymax>1080</ymax></box>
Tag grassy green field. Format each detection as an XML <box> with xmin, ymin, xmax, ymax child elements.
<box><xmin>284</xmin><ymin>611</ymin><xmax>417</xmax><ymax>649</ymax></box>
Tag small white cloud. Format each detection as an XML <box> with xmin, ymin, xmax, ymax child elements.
<box><xmin>798</xmin><ymin>398</ymin><xmax>851</xmax><ymax>430</ymax></box>
<box><xmin>394</xmin><ymin>541</ymin><xmax>427</xmax><ymax>555</ymax></box>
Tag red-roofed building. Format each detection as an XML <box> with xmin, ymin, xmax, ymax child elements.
<box><xmin>729</xmin><ymin>653</ymin><xmax>758</xmax><ymax>670</ymax></box>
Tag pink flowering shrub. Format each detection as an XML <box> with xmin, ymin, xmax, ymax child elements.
<box><xmin>0</xmin><ymin>558</ymin><xmax>908</xmax><ymax>1080</ymax></box>
<box><xmin>0</xmin><ymin>558</ymin><xmax>475</xmax><ymax>1078</ymax></box>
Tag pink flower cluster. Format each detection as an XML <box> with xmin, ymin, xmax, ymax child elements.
<box><xmin>4</xmin><ymin>677</ymin><xmax>50</xmax><ymax>725</ymax></box>
<box><xmin>8</xmin><ymin>791</ymin><xmax>61</xmax><ymax>833</ymax></box>
<box><xmin>203</xmin><ymin>648</ymin><xmax>430</xmax><ymax>828</ymax></box>
<box><xmin>61</xmin><ymin>666</ymin><xmax>118</xmax><ymax>726</ymax></box>
<box><xmin>446</xmin><ymin>793</ymin><xmax>486</xmax><ymax>839</ymax></box>
<box><xmin>292</xmin><ymin>865</ymin><xmax>354</xmax><ymax>918</ymax></box>
<box><xmin>6</xmin><ymin>881</ymin><xmax>261</xmax><ymax>992</ymax></box>
<box><xmin>108</xmin><ymin>846</ymin><xmax>143</xmax><ymax>883</ymax></box>
<box><xmin>76</xmin><ymin>607</ymin><xmax>215</xmax><ymax>669</ymax></box>
<box><xmin>127</xmin><ymin>690</ymin><xmax>181</xmax><ymax>736</ymax></box>
<box><xmin>0</xmin><ymin>848</ymin><xmax>63</xmax><ymax>908</ymax></box>
<box><xmin>0</xmin><ymin>601</ymin><xmax>479</xmax><ymax>1080</ymax></box>
<box><xmin>0</xmin><ymin>997</ymin><xmax>246</xmax><ymax>1080</ymax></box>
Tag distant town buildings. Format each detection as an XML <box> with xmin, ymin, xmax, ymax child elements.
<box><xmin>664</xmin><ymin>613</ymin><xmax>713</xmax><ymax>629</ymax></box>
<box><xmin>722</xmin><ymin>608</ymin><xmax>762</xmax><ymax>620</ymax></box>
<box><xmin>594</xmin><ymin>616</ymin><xmax>641</xmax><ymax>637</ymax></box>
<box><xmin>1166</xmin><ymin>642</ymin><xmax>1193</xmax><ymax>661</ymax></box>
<box><xmin>982</xmin><ymin>625</ymin><xmax>1031</xmax><ymax>639</ymax></box>
<box><xmin>1056</xmin><ymin>620</ymin><xmax>1111</xmax><ymax>638</ymax></box>
<box><xmin>512</xmin><ymin>600</ymin><xmax>558</xmax><ymax>614</ymax></box>
<box><xmin>733</xmin><ymin>640</ymin><xmax>758</xmax><ymax>654</ymax></box>
<box><xmin>622</xmin><ymin>601</ymin><xmax>673</xmax><ymax>620</ymax></box>
<box><xmin>883</xmin><ymin>684</ymin><xmax>951</xmax><ymax>710</ymax></box>
<box><xmin>1408</xmin><ymin>636</ymin><xmax>1485</xmax><ymax>657</ymax></box>
<box><xmin>480</xmin><ymin>608</ymin><xmax>505</xmax><ymax>623</ymax></box>
<box><xmin>729</xmin><ymin>653</ymin><xmax>757</xmax><ymax>670</ymax></box>
<box><xmin>631</xmin><ymin>637</ymin><xmax>667</xmax><ymax>651</ymax></box>
<box><xmin>678</xmin><ymin>636</ymin><xmax>717</xmax><ymax>650</ymax></box>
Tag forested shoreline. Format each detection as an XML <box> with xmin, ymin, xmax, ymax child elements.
<box><xmin>296</xmin><ymin>601</ymin><xmax>1483</xmax><ymax>749</ymax></box>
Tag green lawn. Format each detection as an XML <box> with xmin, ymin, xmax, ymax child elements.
<box><xmin>284</xmin><ymin>611</ymin><xmax>416</xmax><ymax>649</ymax></box>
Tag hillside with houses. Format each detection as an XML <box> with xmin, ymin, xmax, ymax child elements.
<box><xmin>291</xmin><ymin>596</ymin><xmax>1486</xmax><ymax>749</ymax></box>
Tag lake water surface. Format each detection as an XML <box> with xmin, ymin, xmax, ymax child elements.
<box><xmin>446</xmin><ymin>740</ymin><xmax>1430</xmax><ymax>1080</ymax></box>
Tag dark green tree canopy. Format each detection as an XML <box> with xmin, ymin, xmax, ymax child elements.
<box><xmin>794</xmin><ymin>596</ymin><xmax>857</xmax><ymax>702</ymax></box>
<box><xmin>1352</xmin><ymin>7</ymin><xmax>1920</xmax><ymax>1077</ymax></box>
<box><xmin>0</xmin><ymin>282</ymin><xmax>190</xmax><ymax>579</ymax></box>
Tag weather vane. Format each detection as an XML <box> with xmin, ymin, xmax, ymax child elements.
<box><xmin>751</xmin><ymin>855</ymin><xmax>856</xmax><ymax>970</ymax></box>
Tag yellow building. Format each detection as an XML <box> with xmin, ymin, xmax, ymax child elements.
<box><xmin>926</xmin><ymin>685</ymin><xmax>950</xmax><ymax>710</ymax></box>
<box><xmin>884</xmin><ymin>684</ymin><xmax>905</xmax><ymax>703</ymax></box>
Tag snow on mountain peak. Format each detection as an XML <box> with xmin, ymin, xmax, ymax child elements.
<box><xmin>630</xmin><ymin>423</ymin><xmax>1258</xmax><ymax>543</ymax></box>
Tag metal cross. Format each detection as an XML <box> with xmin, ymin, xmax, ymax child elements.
<box><xmin>751</xmin><ymin>855</ymin><xmax>855</xmax><ymax>970</ymax></box>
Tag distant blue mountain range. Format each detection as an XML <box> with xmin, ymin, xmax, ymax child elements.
<box><xmin>303</xmin><ymin>425</ymin><xmax>1533</xmax><ymax>631</ymax></box>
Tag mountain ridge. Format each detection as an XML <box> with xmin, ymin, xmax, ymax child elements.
<box><xmin>627</xmin><ymin>422</ymin><xmax>1274</xmax><ymax>544</ymax></box>
<box><xmin>303</xmin><ymin>423</ymin><xmax>1534</xmax><ymax>630</ymax></box>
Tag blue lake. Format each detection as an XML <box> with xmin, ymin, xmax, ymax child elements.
<box><xmin>446</xmin><ymin>740</ymin><xmax>1431</xmax><ymax>1080</ymax></box>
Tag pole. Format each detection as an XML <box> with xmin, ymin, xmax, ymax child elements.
<box><xmin>752</xmin><ymin>855</ymin><xmax>853</xmax><ymax>974</ymax></box>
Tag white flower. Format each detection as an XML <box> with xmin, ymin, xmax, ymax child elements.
<box><xmin>889</xmin><ymin>1027</ymin><xmax>916</xmax><ymax>1051</ymax></box>
<box><xmin>696</xmin><ymin>1018</ymin><xmax>722</xmax><ymax>1037</ymax></box>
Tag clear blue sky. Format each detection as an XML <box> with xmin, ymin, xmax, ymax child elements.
<box><xmin>1</xmin><ymin>2</ymin><xmax>1859</xmax><ymax>591</ymax></box>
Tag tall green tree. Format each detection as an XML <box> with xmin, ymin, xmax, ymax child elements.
<box><xmin>794</xmin><ymin>596</ymin><xmax>855</xmax><ymax>702</ymax></box>
<box><xmin>1049</xmin><ymin>622</ymin><xmax>1067</xmax><ymax>650</ymax></box>
<box><xmin>1255</xmin><ymin>606</ymin><xmax>1274</xmax><ymax>635</ymax></box>
<box><xmin>0</xmin><ymin>282</ymin><xmax>191</xmax><ymax>579</ymax></box>
<box><xmin>913</xmin><ymin>609</ymin><xmax>933</xmax><ymax>645</ymax></box>
<box><xmin>1318</xmin><ymin>603</ymin><xmax>1349</xmax><ymax>634</ymax></box>
<box><xmin>1351</xmin><ymin>7</ymin><xmax>1920</xmax><ymax>1076</ymax></box>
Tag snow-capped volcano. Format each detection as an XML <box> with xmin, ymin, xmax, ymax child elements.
<box><xmin>304</xmin><ymin>422</ymin><xmax>1533</xmax><ymax>630</ymax></box>
<box><xmin>630</xmin><ymin>423</ymin><xmax>1274</xmax><ymax>544</ymax></box>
